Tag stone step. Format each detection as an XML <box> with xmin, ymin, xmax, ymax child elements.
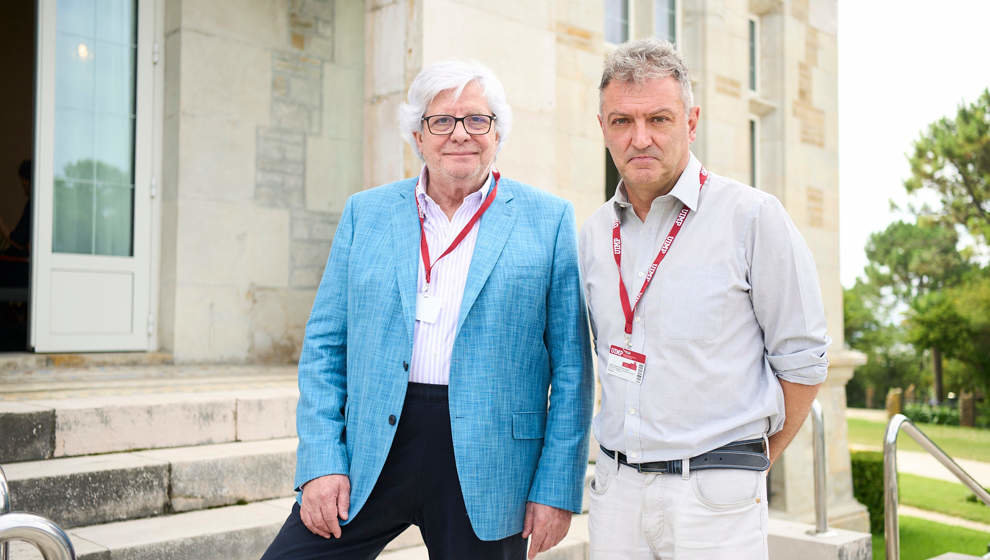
<box><xmin>0</xmin><ymin>386</ymin><xmax>298</xmax><ymax>462</ymax></box>
<box><xmin>7</xmin><ymin>500</ymin><xmax>582</xmax><ymax>560</ymax></box>
<box><xmin>378</xmin><ymin>514</ymin><xmax>591</xmax><ymax>560</ymax></box>
<box><xmin>3</xmin><ymin>438</ymin><xmax>296</xmax><ymax>529</ymax></box>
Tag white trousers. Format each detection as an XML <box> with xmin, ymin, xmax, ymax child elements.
<box><xmin>588</xmin><ymin>448</ymin><xmax>769</xmax><ymax>560</ymax></box>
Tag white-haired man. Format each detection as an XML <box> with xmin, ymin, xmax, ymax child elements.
<box><xmin>580</xmin><ymin>39</ymin><xmax>830</xmax><ymax>559</ymax></box>
<box><xmin>261</xmin><ymin>60</ymin><xmax>593</xmax><ymax>560</ymax></box>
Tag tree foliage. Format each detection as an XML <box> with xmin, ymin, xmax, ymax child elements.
<box><xmin>905</xmin><ymin>88</ymin><xmax>990</xmax><ymax>245</ymax></box>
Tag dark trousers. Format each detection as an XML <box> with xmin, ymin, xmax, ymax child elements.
<box><xmin>261</xmin><ymin>383</ymin><xmax>526</xmax><ymax>560</ymax></box>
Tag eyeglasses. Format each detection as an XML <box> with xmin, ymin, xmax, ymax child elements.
<box><xmin>421</xmin><ymin>114</ymin><xmax>496</xmax><ymax>135</ymax></box>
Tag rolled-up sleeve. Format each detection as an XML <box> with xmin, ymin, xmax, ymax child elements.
<box><xmin>749</xmin><ymin>196</ymin><xmax>830</xmax><ymax>385</ymax></box>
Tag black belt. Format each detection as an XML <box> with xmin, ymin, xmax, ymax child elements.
<box><xmin>600</xmin><ymin>438</ymin><xmax>770</xmax><ymax>474</ymax></box>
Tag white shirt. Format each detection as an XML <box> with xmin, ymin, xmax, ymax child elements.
<box><xmin>579</xmin><ymin>153</ymin><xmax>830</xmax><ymax>461</ymax></box>
<box><xmin>408</xmin><ymin>167</ymin><xmax>493</xmax><ymax>385</ymax></box>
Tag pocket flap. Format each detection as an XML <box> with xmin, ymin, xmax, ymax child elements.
<box><xmin>512</xmin><ymin>411</ymin><xmax>547</xmax><ymax>440</ymax></box>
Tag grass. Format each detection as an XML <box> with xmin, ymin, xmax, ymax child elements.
<box><xmin>901</xmin><ymin>473</ymin><xmax>990</xmax><ymax>524</ymax></box>
<box><xmin>871</xmin><ymin>515</ymin><xmax>990</xmax><ymax>560</ymax></box>
<box><xmin>848</xmin><ymin>417</ymin><xmax>990</xmax><ymax>463</ymax></box>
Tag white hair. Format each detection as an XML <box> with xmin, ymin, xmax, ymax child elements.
<box><xmin>599</xmin><ymin>39</ymin><xmax>694</xmax><ymax>114</ymax></box>
<box><xmin>398</xmin><ymin>60</ymin><xmax>512</xmax><ymax>160</ymax></box>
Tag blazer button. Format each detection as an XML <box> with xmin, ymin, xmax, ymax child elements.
<box><xmin>388</xmin><ymin>414</ymin><xmax>397</xmax><ymax>426</ymax></box>
<box><xmin>403</xmin><ymin>361</ymin><xmax>409</xmax><ymax>371</ymax></box>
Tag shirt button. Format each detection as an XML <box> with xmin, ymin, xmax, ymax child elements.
<box><xmin>629</xmin><ymin>451</ymin><xmax>639</xmax><ymax>458</ymax></box>
<box><xmin>388</xmin><ymin>414</ymin><xmax>397</xmax><ymax>426</ymax></box>
<box><xmin>635</xmin><ymin>316</ymin><xmax>641</xmax><ymax>322</ymax></box>
<box><xmin>628</xmin><ymin>408</ymin><xmax>636</xmax><ymax>415</ymax></box>
<box><xmin>638</xmin><ymin>271</ymin><xmax>645</xmax><ymax>277</ymax></box>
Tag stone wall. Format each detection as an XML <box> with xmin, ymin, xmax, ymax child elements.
<box><xmin>160</xmin><ymin>0</ymin><xmax>364</xmax><ymax>362</ymax></box>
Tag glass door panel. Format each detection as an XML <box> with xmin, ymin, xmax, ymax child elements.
<box><xmin>52</xmin><ymin>0</ymin><xmax>135</xmax><ymax>256</ymax></box>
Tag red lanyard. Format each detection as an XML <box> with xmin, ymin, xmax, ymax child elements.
<box><xmin>613</xmin><ymin>167</ymin><xmax>708</xmax><ymax>337</ymax></box>
<box><xmin>416</xmin><ymin>171</ymin><xmax>499</xmax><ymax>286</ymax></box>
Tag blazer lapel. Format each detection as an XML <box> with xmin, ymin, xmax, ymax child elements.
<box><xmin>456</xmin><ymin>184</ymin><xmax>515</xmax><ymax>333</ymax></box>
<box><xmin>391</xmin><ymin>186</ymin><xmax>421</xmax><ymax>343</ymax></box>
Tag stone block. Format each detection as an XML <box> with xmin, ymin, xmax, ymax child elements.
<box><xmin>245</xmin><ymin>207</ymin><xmax>291</xmax><ymax>289</ymax></box>
<box><xmin>178</xmin><ymin>115</ymin><xmax>256</xmax><ymax>202</ymax></box>
<box><xmin>367</xmin><ymin>3</ymin><xmax>406</xmax><ymax>98</ymax></box>
<box><xmin>4</xmin><ymin>454</ymin><xmax>169</xmax><ymax>529</ymax></box>
<box><xmin>135</xmin><ymin>439</ymin><xmax>296</xmax><ymax>512</ymax></box>
<box><xmin>172</xmin><ymin>284</ymin><xmax>253</xmax><ymax>361</ymax></box>
<box><xmin>333</xmin><ymin>0</ymin><xmax>364</xmax><ymax>67</ymax></box>
<box><xmin>236</xmin><ymin>388</ymin><xmax>298</xmax><ymax>441</ymax></box>
<box><xmin>47</xmin><ymin>393</ymin><xmax>236</xmax><ymax>456</ymax></box>
<box><xmin>179</xmin><ymin>31</ymin><xmax>270</xmax><ymax>122</ymax></box>
<box><xmin>0</xmin><ymin>402</ymin><xmax>54</xmax><ymax>462</ymax></box>
<box><xmin>767</xmin><ymin>518</ymin><xmax>871</xmax><ymax>560</ymax></box>
<box><xmin>179</xmin><ymin>0</ymin><xmax>287</xmax><ymax>50</ymax></box>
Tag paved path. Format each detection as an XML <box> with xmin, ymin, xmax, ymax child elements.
<box><xmin>900</xmin><ymin>505</ymin><xmax>990</xmax><ymax>533</ymax></box>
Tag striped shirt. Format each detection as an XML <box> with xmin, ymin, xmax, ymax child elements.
<box><xmin>409</xmin><ymin>166</ymin><xmax>493</xmax><ymax>385</ymax></box>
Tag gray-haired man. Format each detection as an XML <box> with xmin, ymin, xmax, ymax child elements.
<box><xmin>579</xmin><ymin>39</ymin><xmax>830</xmax><ymax>559</ymax></box>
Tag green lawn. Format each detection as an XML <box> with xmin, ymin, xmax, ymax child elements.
<box><xmin>901</xmin><ymin>473</ymin><xmax>990</xmax><ymax>524</ymax></box>
<box><xmin>848</xmin><ymin>417</ymin><xmax>990</xmax><ymax>463</ymax></box>
<box><xmin>871</xmin><ymin>516</ymin><xmax>990</xmax><ymax>560</ymax></box>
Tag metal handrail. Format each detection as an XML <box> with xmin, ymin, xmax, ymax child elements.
<box><xmin>884</xmin><ymin>413</ymin><xmax>990</xmax><ymax>560</ymax></box>
<box><xmin>1</xmin><ymin>465</ymin><xmax>9</xmax><ymax>560</ymax></box>
<box><xmin>808</xmin><ymin>399</ymin><xmax>834</xmax><ymax>536</ymax></box>
<box><xmin>0</xmin><ymin>513</ymin><xmax>76</xmax><ymax>560</ymax></box>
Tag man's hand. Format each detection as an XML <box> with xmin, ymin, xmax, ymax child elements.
<box><xmin>521</xmin><ymin>502</ymin><xmax>572</xmax><ymax>559</ymax></box>
<box><xmin>300</xmin><ymin>474</ymin><xmax>350</xmax><ymax>539</ymax></box>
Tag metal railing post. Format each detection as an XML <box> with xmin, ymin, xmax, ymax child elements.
<box><xmin>883</xmin><ymin>413</ymin><xmax>990</xmax><ymax>560</ymax></box>
<box><xmin>1</xmin><ymin>465</ymin><xmax>9</xmax><ymax>560</ymax></box>
<box><xmin>0</xmin><ymin>513</ymin><xmax>75</xmax><ymax>560</ymax></box>
<box><xmin>809</xmin><ymin>399</ymin><xmax>831</xmax><ymax>536</ymax></box>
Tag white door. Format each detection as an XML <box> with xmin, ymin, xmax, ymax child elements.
<box><xmin>31</xmin><ymin>0</ymin><xmax>153</xmax><ymax>351</ymax></box>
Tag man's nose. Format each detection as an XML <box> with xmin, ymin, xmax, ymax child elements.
<box><xmin>631</xmin><ymin>121</ymin><xmax>651</xmax><ymax>149</ymax></box>
<box><xmin>450</xmin><ymin>120</ymin><xmax>471</xmax><ymax>141</ymax></box>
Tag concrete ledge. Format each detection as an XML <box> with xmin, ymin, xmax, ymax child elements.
<box><xmin>9</xmin><ymin>498</ymin><xmax>294</xmax><ymax>560</ymax></box>
<box><xmin>2</xmin><ymin>388</ymin><xmax>300</xmax><ymax>460</ymax></box>
<box><xmin>0</xmin><ymin>401</ymin><xmax>54</xmax><ymax>462</ymax></box>
<box><xmin>768</xmin><ymin>518</ymin><xmax>872</xmax><ymax>560</ymax></box>
<box><xmin>135</xmin><ymin>438</ymin><xmax>297</xmax><ymax>511</ymax></box>
<box><xmin>4</xmin><ymin>453</ymin><xmax>169</xmax><ymax>529</ymax></box>
<box><xmin>235</xmin><ymin>387</ymin><xmax>298</xmax><ymax>441</ymax></box>
<box><xmin>46</xmin><ymin>393</ymin><xmax>237</xmax><ymax>457</ymax></box>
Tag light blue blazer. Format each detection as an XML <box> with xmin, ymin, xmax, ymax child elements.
<box><xmin>294</xmin><ymin>176</ymin><xmax>594</xmax><ymax>541</ymax></box>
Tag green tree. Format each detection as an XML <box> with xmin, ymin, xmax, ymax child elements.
<box><xmin>905</xmin><ymin>88</ymin><xmax>990</xmax><ymax>245</ymax></box>
<box><xmin>844</xmin><ymin>279</ymin><xmax>924</xmax><ymax>408</ymax></box>
<box><xmin>863</xmin><ymin>219</ymin><xmax>969</xmax><ymax>402</ymax></box>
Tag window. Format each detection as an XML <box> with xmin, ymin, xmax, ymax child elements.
<box><xmin>53</xmin><ymin>0</ymin><xmax>137</xmax><ymax>256</ymax></box>
<box><xmin>749</xmin><ymin>118</ymin><xmax>758</xmax><ymax>188</ymax></box>
<box><xmin>748</xmin><ymin>17</ymin><xmax>758</xmax><ymax>92</ymax></box>
<box><xmin>605</xmin><ymin>0</ymin><xmax>629</xmax><ymax>44</ymax></box>
<box><xmin>654</xmin><ymin>0</ymin><xmax>676</xmax><ymax>43</ymax></box>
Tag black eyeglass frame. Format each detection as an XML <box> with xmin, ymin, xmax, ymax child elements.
<box><xmin>421</xmin><ymin>114</ymin><xmax>497</xmax><ymax>135</ymax></box>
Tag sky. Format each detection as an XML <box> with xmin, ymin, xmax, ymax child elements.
<box><xmin>837</xmin><ymin>0</ymin><xmax>990</xmax><ymax>288</ymax></box>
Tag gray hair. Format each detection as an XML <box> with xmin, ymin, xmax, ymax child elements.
<box><xmin>398</xmin><ymin>60</ymin><xmax>512</xmax><ymax>160</ymax></box>
<box><xmin>599</xmin><ymin>39</ymin><xmax>694</xmax><ymax>114</ymax></box>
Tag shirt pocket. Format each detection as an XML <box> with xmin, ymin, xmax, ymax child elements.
<box><xmin>657</xmin><ymin>264</ymin><xmax>727</xmax><ymax>341</ymax></box>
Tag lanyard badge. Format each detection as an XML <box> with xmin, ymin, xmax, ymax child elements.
<box><xmin>413</xmin><ymin>172</ymin><xmax>499</xmax><ymax>324</ymax></box>
<box><xmin>607</xmin><ymin>167</ymin><xmax>707</xmax><ymax>383</ymax></box>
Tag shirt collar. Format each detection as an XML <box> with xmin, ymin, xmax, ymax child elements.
<box><xmin>415</xmin><ymin>165</ymin><xmax>494</xmax><ymax>209</ymax></box>
<box><xmin>610</xmin><ymin>152</ymin><xmax>704</xmax><ymax>217</ymax></box>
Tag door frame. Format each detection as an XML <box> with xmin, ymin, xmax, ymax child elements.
<box><xmin>30</xmin><ymin>0</ymin><xmax>162</xmax><ymax>352</ymax></box>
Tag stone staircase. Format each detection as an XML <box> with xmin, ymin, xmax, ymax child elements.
<box><xmin>1</xmin><ymin>363</ymin><xmax>876</xmax><ymax>559</ymax></box>
<box><xmin>0</xmin><ymin>364</ymin><xmax>590</xmax><ymax>559</ymax></box>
